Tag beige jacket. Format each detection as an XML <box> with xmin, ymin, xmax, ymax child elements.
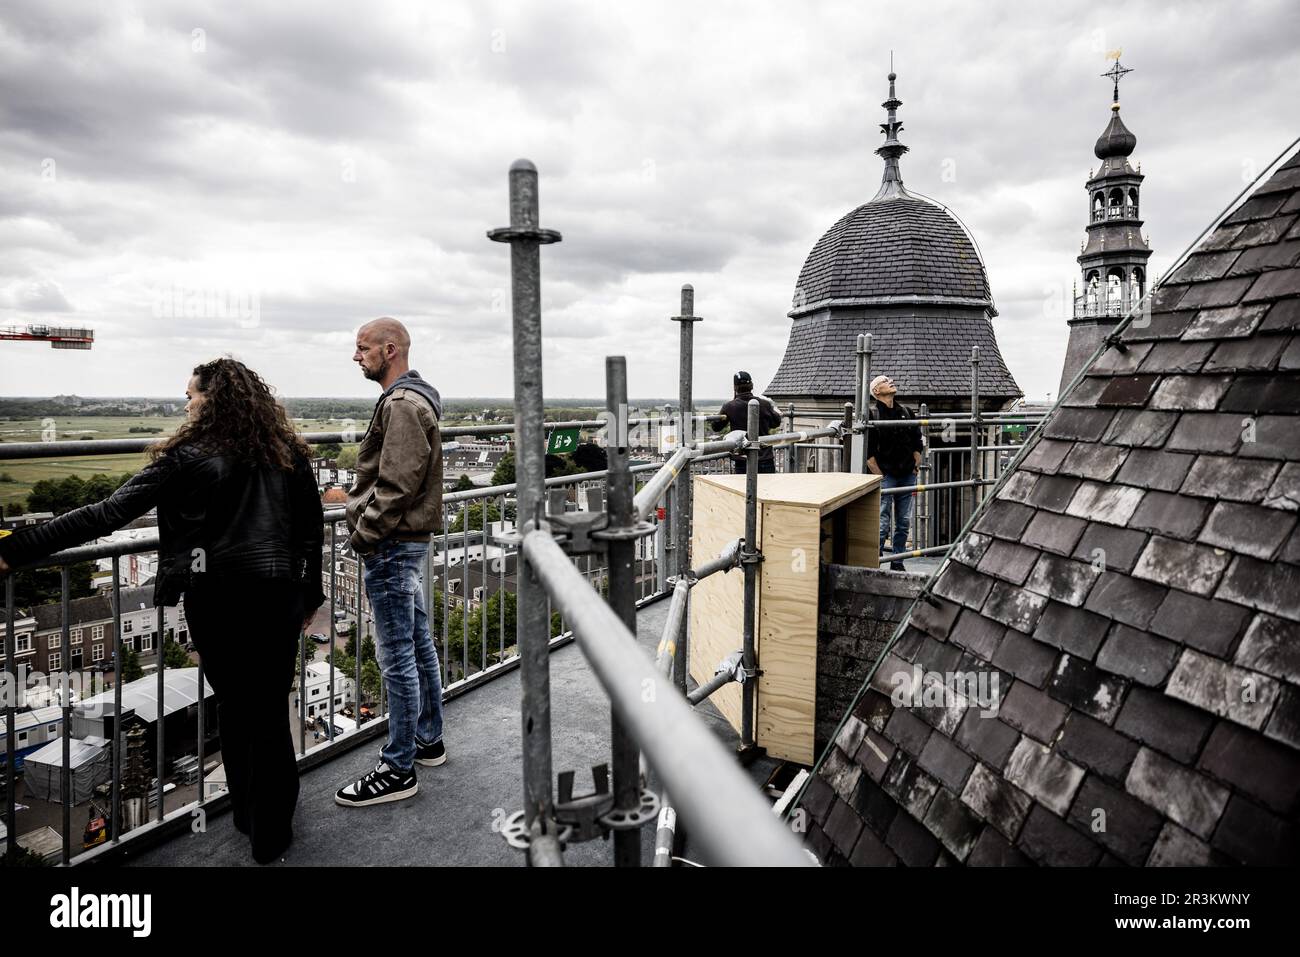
<box><xmin>346</xmin><ymin>387</ymin><xmax>443</xmax><ymax>554</ymax></box>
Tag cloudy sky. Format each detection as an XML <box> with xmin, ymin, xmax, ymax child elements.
<box><xmin>1</xmin><ymin>0</ymin><xmax>1296</xmax><ymax>404</ymax></box>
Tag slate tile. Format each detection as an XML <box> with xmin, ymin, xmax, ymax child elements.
<box><xmin>802</xmin><ymin>772</ymin><xmax>836</xmax><ymax>825</ymax></box>
<box><xmin>966</xmin><ymin>825</ymin><xmax>1032</xmax><ymax>865</ymax></box>
<box><xmin>1068</xmin><ymin>776</ymin><xmax>1165</xmax><ymax>865</ymax></box>
<box><xmin>1047</xmin><ymin>654</ymin><xmax>1128</xmax><ymax>723</ymax></box>
<box><xmin>1124</xmin><ymin>747</ymin><xmax>1230</xmax><ymax>840</ymax></box>
<box><xmin>982</xmin><ymin>581</ymin><xmax>1049</xmax><ymax>633</ymax></box>
<box><xmin>1132</xmin><ymin>536</ymin><xmax>1231</xmax><ymax>596</ymax></box>
<box><xmin>1171</xmin><ymin>250</ymin><xmax>1242</xmax><ymax>281</ymax></box>
<box><xmin>884</xmin><ymin>807</ymin><xmax>942</xmax><ymax>866</ymax></box>
<box><xmin>992</xmin><ymin>629</ymin><xmax>1059</xmax><ymax>687</ymax></box>
<box><xmin>907</xmin><ymin>595</ymin><xmax>962</xmax><ymax>640</ymax></box>
<box><xmin>1027</xmin><ymin>474</ymin><xmax>1083</xmax><ymax>512</ymax></box>
<box><xmin>1004</xmin><ymin>737</ymin><xmax>1086</xmax><ymax>816</ymax></box>
<box><xmin>1199</xmin><ymin>501</ymin><xmax>1297</xmax><ymax>560</ymax></box>
<box><xmin>1183</xmin><ymin>303</ymin><xmax>1269</xmax><ymax>339</ymax></box>
<box><xmin>821</xmin><ymin>744</ymin><xmax>864</xmax><ymax>801</ymax></box>
<box><xmin>1059</xmin><ymin>442</ymin><xmax>1129</xmax><ymax>481</ymax></box>
<box><xmin>1176</xmin><ymin>277</ymin><xmax>1253</xmax><ymax>309</ymax></box>
<box><xmin>1084</xmin><ymin>572</ymin><xmax>1167</xmax><ymax>629</ymax></box>
<box><xmin>1071</xmin><ymin>523</ymin><xmax>1149</xmax><ymax>574</ymax></box>
<box><xmin>922</xmin><ymin>787</ymin><xmax>984</xmax><ymax>861</ymax></box>
<box><xmin>1036</xmin><ymin>601</ymin><xmax>1113</xmax><ymax>658</ymax></box>
<box><xmin>947</xmin><ymin>610</ymin><xmax>1005</xmax><ymax>661</ymax></box>
<box><xmin>1021</xmin><ymin>511</ymin><xmax>1089</xmax><ymax>556</ymax></box>
<box><xmin>1180</xmin><ymin>454</ymin><xmax>1280</xmax><ymax>503</ymax></box>
<box><xmin>1096</xmin><ymin>623</ymin><xmax>1180</xmax><ymax>686</ymax></box>
<box><xmin>1024</xmin><ymin>553</ymin><xmax>1101</xmax><ymax>607</ymax></box>
<box><xmin>1262</xmin><ymin>462</ymin><xmax>1300</xmax><ymax>511</ymax></box>
<box><xmin>954</xmin><ymin>709</ymin><xmax>1021</xmax><ymax>770</ymax></box>
<box><xmin>1260</xmin><ymin>296</ymin><xmax>1300</xmax><ymax>332</ymax></box>
<box><xmin>1097</xmin><ymin>374</ymin><xmax>1159</xmax><ymax>407</ymax></box>
<box><xmin>1216</xmin><ymin>554</ymin><xmax>1300</xmax><ymax>620</ymax></box>
<box><xmin>1020</xmin><ymin>438</ymin><xmax>1072</xmax><ymax>472</ymax></box>
<box><xmin>976</xmin><ymin>539</ymin><xmax>1040</xmax><ymax>585</ymax></box>
<box><xmin>1044</xmin><ymin>407</ymin><xmax>1116</xmax><ymax>442</ymax></box>
<box><xmin>1137</xmin><ymin>339</ymin><xmax>1213</xmax><ymax>373</ymax></box>
<box><xmin>835</xmin><ymin>714</ymin><xmax>870</xmax><ymax>757</ymax></box>
<box><xmin>932</xmin><ymin>561</ymin><xmax>994</xmax><ymax>611</ymax></box>
<box><xmin>1129</xmin><ymin>490</ymin><xmax>1210</xmax><ymax>539</ymax></box>
<box><xmin>1165</xmin><ymin>413</ymin><xmax>1247</xmax><ymax>454</ymax></box>
<box><xmin>1243</xmin><ymin>267</ymin><xmax>1300</xmax><ymax>302</ymax></box>
<box><xmin>1165</xmin><ymin>648</ymin><xmax>1280</xmax><ymax>731</ymax></box>
<box><xmin>960</xmin><ymin>762</ymin><xmax>1033</xmax><ymax>840</ymax></box>
<box><xmin>949</xmin><ymin>529</ymin><xmax>993</xmax><ymax>567</ymax></box>
<box><xmin>1065</xmin><ymin>481</ymin><xmax>1144</xmax><ymax>525</ymax></box>
<box><xmin>1203</xmin><ymin>336</ymin><xmax>1288</xmax><ymax>372</ymax></box>
<box><xmin>1263</xmin><ymin>685</ymin><xmax>1300</xmax><ymax>750</ymax></box>
<box><xmin>884</xmin><ymin>705</ymin><xmax>934</xmax><ymax>756</ymax></box>
<box><xmin>848</xmin><ymin>775</ymin><xmax>899</xmax><ymax>836</ymax></box>
<box><xmin>1102</xmin><ymin>409</ymin><xmax>1179</xmax><ymax>448</ymax></box>
<box><xmin>1148</xmin><ymin>374</ymin><xmax>1232</xmax><ymax>410</ymax></box>
<box><xmin>973</xmin><ymin>499</ymin><xmax>1035</xmax><ymax>539</ymax></box>
<box><xmin>1234</xmin><ymin>613</ymin><xmax>1300</xmax><ymax>683</ymax></box>
<box><xmin>824</xmin><ymin>798</ymin><xmax>865</xmax><ymax>856</ymax></box>
<box><xmin>848</xmin><ymin>825</ymin><xmax>900</xmax><ymax>866</ymax></box>
<box><xmin>1238</xmin><ymin>414</ymin><xmax>1300</xmax><ymax>461</ymax></box>
<box><xmin>855</xmin><ymin>729</ymin><xmax>897</xmax><ymax>783</ymax></box>
<box><xmin>1147</xmin><ymin>823</ymin><xmax>1225</xmax><ymax>866</ymax></box>
<box><xmin>1210</xmin><ymin>795</ymin><xmax>1299</xmax><ymax>866</ymax></box>
<box><xmin>1220</xmin><ymin>372</ymin><xmax>1300</xmax><ymax>414</ymax></box>
<box><xmin>998</xmin><ymin>681</ymin><xmax>1069</xmax><ymax>743</ymax></box>
<box><xmin>1018</xmin><ymin>803</ymin><xmax>1102</xmax><ymax>866</ymax></box>
<box><xmin>995</xmin><ymin>470</ymin><xmax>1037</xmax><ymax>504</ymax></box>
<box><xmin>1114</xmin><ymin>686</ymin><xmax>1215</xmax><ymax>763</ymax></box>
<box><xmin>1197</xmin><ymin>721</ymin><xmax>1300</xmax><ymax>815</ymax></box>
<box><xmin>1057</xmin><ymin>711</ymin><xmax>1140</xmax><ymax>780</ymax></box>
<box><xmin>1089</xmin><ymin>342</ymin><xmax>1153</xmax><ymax>372</ymax></box>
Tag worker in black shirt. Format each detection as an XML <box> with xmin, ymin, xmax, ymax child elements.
<box><xmin>865</xmin><ymin>374</ymin><xmax>923</xmax><ymax>570</ymax></box>
<box><xmin>713</xmin><ymin>371</ymin><xmax>782</xmax><ymax>474</ymax></box>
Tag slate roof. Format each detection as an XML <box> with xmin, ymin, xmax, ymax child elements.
<box><xmin>789</xmin><ymin>197</ymin><xmax>993</xmax><ymax>318</ymax></box>
<box><xmin>766</xmin><ymin>312</ymin><xmax>1022</xmax><ymax>404</ymax></box>
<box><xmin>801</xmin><ymin>147</ymin><xmax>1300</xmax><ymax>867</ymax></box>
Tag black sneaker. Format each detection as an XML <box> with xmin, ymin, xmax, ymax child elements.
<box><xmin>334</xmin><ymin>761</ymin><xmax>418</xmax><ymax>807</ymax></box>
<box><xmin>890</xmin><ymin>561</ymin><xmax>906</xmax><ymax>572</ymax></box>
<box><xmin>415</xmin><ymin>738</ymin><xmax>447</xmax><ymax>767</ymax></box>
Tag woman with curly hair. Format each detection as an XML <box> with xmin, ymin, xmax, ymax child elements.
<box><xmin>0</xmin><ymin>357</ymin><xmax>325</xmax><ymax>863</ymax></box>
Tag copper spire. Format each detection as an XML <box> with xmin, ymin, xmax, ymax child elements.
<box><xmin>872</xmin><ymin>66</ymin><xmax>910</xmax><ymax>202</ymax></box>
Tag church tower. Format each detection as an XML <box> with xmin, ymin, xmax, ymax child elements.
<box><xmin>1059</xmin><ymin>57</ymin><xmax>1153</xmax><ymax>395</ymax></box>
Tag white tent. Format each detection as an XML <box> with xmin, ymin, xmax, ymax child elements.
<box><xmin>21</xmin><ymin>735</ymin><xmax>111</xmax><ymax>804</ymax></box>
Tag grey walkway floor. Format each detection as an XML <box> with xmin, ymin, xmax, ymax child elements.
<box><xmin>123</xmin><ymin>598</ymin><xmax>778</xmax><ymax>867</ymax></box>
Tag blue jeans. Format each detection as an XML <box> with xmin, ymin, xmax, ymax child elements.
<box><xmin>880</xmin><ymin>472</ymin><xmax>917</xmax><ymax>558</ymax></box>
<box><xmin>363</xmin><ymin>539</ymin><xmax>443</xmax><ymax>772</ymax></box>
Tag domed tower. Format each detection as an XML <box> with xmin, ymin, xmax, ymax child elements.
<box><xmin>766</xmin><ymin>71</ymin><xmax>1022</xmax><ymax>420</ymax></box>
<box><xmin>1059</xmin><ymin>56</ymin><xmax>1153</xmax><ymax>395</ymax></box>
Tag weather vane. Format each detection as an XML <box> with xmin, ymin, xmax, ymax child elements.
<box><xmin>1102</xmin><ymin>51</ymin><xmax>1133</xmax><ymax>105</ymax></box>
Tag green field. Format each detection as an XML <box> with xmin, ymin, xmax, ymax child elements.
<box><xmin>0</xmin><ymin>416</ymin><xmax>346</xmax><ymax>511</ymax></box>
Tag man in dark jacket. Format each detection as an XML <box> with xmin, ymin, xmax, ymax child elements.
<box><xmin>865</xmin><ymin>374</ymin><xmax>923</xmax><ymax>571</ymax></box>
<box><xmin>336</xmin><ymin>318</ymin><xmax>447</xmax><ymax>808</ymax></box>
<box><xmin>713</xmin><ymin>371</ymin><xmax>782</xmax><ymax>473</ymax></box>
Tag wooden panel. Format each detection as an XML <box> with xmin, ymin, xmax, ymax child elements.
<box><xmin>755</xmin><ymin>503</ymin><xmax>821</xmax><ymax>764</ymax></box>
<box><xmin>843</xmin><ymin>489</ymin><xmax>881</xmax><ymax>568</ymax></box>
<box><xmin>687</xmin><ymin>476</ymin><xmax>754</xmax><ymax>735</ymax></box>
<box><xmin>696</xmin><ymin>473</ymin><xmax>879</xmax><ymax>511</ymax></box>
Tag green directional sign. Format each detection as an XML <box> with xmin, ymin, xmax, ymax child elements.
<box><xmin>546</xmin><ymin>429</ymin><xmax>580</xmax><ymax>454</ymax></box>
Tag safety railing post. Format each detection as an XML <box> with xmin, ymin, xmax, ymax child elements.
<box><xmin>604</xmin><ymin>356</ymin><xmax>642</xmax><ymax>867</ymax></box>
<box><xmin>740</xmin><ymin>399</ymin><xmax>761</xmax><ymax>754</ymax></box>
<box><xmin>670</xmin><ymin>285</ymin><xmax>699</xmax><ymax>697</ymax></box>
<box><xmin>919</xmin><ymin>402</ymin><xmax>931</xmax><ymax>550</ymax></box>
<box><xmin>841</xmin><ymin>402</ymin><xmax>854</xmax><ymax>473</ymax></box>
<box><xmin>488</xmin><ymin>158</ymin><xmax>564</xmax><ymax>860</ymax></box>
<box><xmin>785</xmin><ymin>402</ymin><xmax>796</xmax><ymax>473</ymax></box>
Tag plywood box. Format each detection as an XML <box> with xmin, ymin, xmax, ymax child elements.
<box><xmin>688</xmin><ymin>472</ymin><xmax>882</xmax><ymax>764</ymax></box>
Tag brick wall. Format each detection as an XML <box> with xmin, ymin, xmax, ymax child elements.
<box><xmin>815</xmin><ymin>564</ymin><xmax>924</xmax><ymax>757</ymax></box>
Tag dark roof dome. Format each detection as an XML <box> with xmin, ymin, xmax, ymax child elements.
<box><xmin>1094</xmin><ymin>105</ymin><xmax>1137</xmax><ymax>159</ymax></box>
<box><xmin>791</xmin><ymin>196</ymin><xmax>994</xmax><ymax>317</ymax></box>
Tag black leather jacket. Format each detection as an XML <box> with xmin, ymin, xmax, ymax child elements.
<box><xmin>0</xmin><ymin>444</ymin><xmax>326</xmax><ymax>610</ymax></box>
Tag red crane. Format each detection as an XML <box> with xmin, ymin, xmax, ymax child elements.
<box><xmin>0</xmin><ymin>324</ymin><xmax>94</xmax><ymax>349</ymax></box>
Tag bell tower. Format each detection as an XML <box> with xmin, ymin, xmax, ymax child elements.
<box><xmin>1059</xmin><ymin>56</ymin><xmax>1153</xmax><ymax>395</ymax></box>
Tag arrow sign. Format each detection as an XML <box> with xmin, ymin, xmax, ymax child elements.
<box><xmin>546</xmin><ymin>429</ymin><xmax>580</xmax><ymax>454</ymax></box>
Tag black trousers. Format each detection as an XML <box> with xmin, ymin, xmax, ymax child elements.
<box><xmin>185</xmin><ymin>577</ymin><xmax>302</xmax><ymax>862</ymax></box>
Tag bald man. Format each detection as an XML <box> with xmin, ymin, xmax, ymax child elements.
<box><xmin>336</xmin><ymin>318</ymin><xmax>448</xmax><ymax>807</ymax></box>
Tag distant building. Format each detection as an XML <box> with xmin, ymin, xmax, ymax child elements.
<box><xmin>767</xmin><ymin>71</ymin><xmax>1021</xmax><ymax>421</ymax></box>
<box><xmin>1060</xmin><ymin>58</ymin><xmax>1154</xmax><ymax>395</ymax></box>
